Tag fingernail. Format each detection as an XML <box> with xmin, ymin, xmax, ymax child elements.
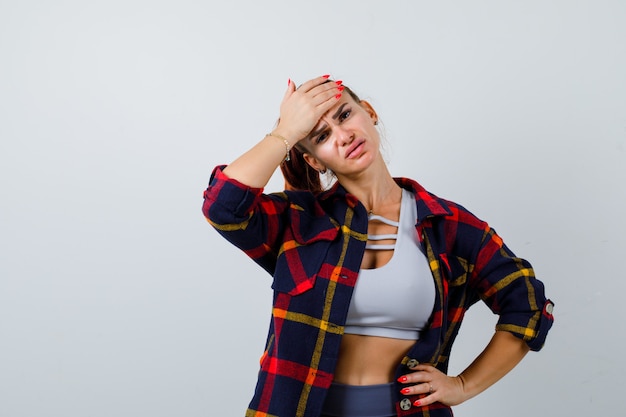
<box><xmin>287</xmin><ymin>78</ymin><xmax>291</xmax><ymax>86</ymax></box>
<box><xmin>337</xmin><ymin>86</ymin><xmax>345</xmax><ymax>92</ymax></box>
<box><xmin>400</xmin><ymin>388</ymin><xmax>411</xmax><ymax>395</ymax></box>
<box><xmin>322</xmin><ymin>74</ymin><xmax>330</xmax><ymax>78</ymax></box>
<box><xmin>335</xmin><ymin>80</ymin><xmax>343</xmax><ymax>85</ymax></box>
<box><xmin>335</xmin><ymin>93</ymin><xmax>342</xmax><ymax>99</ymax></box>
<box><xmin>397</xmin><ymin>376</ymin><xmax>408</xmax><ymax>383</ymax></box>
<box><xmin>414</xmin><ymin>400</ymin><xmax>421</xmax><ymax>406</ymax></box>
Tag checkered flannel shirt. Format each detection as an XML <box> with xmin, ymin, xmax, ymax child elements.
<box><xmin>203</xmin><ymin>165</ymin><xmax>554</xmax><ymax>417</ymax></box>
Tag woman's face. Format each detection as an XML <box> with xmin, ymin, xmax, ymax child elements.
<box><xmin>300</xmin><ymin>94</ymin><xmax>380</xmax><ymax>177</ymax></box>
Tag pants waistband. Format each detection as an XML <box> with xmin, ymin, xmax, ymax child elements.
<box><xmin>321</xmin><ymin>382</ymin><xmax>396</xmax><ymax>417</ymax></box>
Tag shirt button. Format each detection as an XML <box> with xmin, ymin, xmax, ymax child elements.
<box><xmin>400</xmin><ymin>398</ymin><xmax>412</xmax><ymax>410</ymax></box>
<box><xmin>406</xmin><ymin>358</ymin><xmax>419</xmax><ymax>368</ymax></box>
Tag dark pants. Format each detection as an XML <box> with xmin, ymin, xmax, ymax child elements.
<box><xmin>321</xmin><ymin>382</ymin><xmax>397</xmax><ymax>417</ymax></box>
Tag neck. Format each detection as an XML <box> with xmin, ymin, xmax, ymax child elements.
<box><xmin>337</xmin><ymin>162</ymin><xmax>402</xmax><ymax>216</ymax></box>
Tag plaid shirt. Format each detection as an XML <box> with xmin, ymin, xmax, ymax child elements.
<box><xmin>203</xmin><ymin>165</ymin><xmax>554</xmax><ymax>417</ymax></box>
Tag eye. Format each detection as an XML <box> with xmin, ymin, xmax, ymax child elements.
<box><xmin>339</xmin><ymin>109</ymin><xmax>351</xmax><ymax>121</ymax></box>
<box><xmin>315</xmin><ymin>132</ymin><xmax>329</xmax><ymax>144</ymax></box>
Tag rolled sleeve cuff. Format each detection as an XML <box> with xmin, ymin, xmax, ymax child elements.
<box><xmin>203</xmin><ymin>165</ymin><xmax>264</xmax><ymax>221</ymax></box>
<box><xmin>496</xmin><ymin>299</ymin><xmax>555</xmax><ymax>352</ymax></box>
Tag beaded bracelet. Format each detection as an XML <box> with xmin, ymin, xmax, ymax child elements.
<box><xmin>266</xmin><ymin>133</ymin><xmax>291</xmax><ymax>162</ymax></box>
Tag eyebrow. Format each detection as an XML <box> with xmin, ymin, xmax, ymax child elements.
<box><xmin>332</xmin><ymin>103</ymin><xmax>348</xmax><ymax>120</ymax></box>
<box><xmin>307</xmin><ymin>103</ymin><xmax>350</xmax><ymax>141</ymax></box>
<box><xmin>308</xmin><ymin>125</ymin><xmax>326</xmax><ymax>140</ymax></box>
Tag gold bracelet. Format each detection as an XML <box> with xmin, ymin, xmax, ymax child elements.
<box><xmin>266</xmin><ymin>132</ymin><xmax>291</xmax><ymax>162</ymax></box>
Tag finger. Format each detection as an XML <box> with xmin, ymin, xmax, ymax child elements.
<box><xmin>314</xmin><ymin>86</ymin><xmax>344</xmax><ymax>112</ymax></box>
<box><xmin>308</xmin><ymin>78</ymin><xmax>342</xmax><ymax>100</ymax></box>
<box><xmin>413</xmin><ymin>393</ymin><xmax>438</xmax><ymax>408</ymax></box>
<box><xmin>409</xmin><ymin>363</ymin><xmax>436</xmax><ymax>373</ymax></box>
<box><xmin>399</xmin><ymin>381</ymin><xmax>433</xmax><ymax>397</ymax></box>
<box><xmin>289</xmin><ymin>86</ymin><xmax>342</xmax><ymax>128</ymax></box>
<box><xmin>306</xmin><ymin>80</ymin><xmax>344</xmax><ymax>109</ymax></box>
<box><xmin>398</xmin><ymin>367</ymin><xmax>436</xmax><ymax>385</ymax></box>
<box><xmin>283</xmin><ymin>78</ymin><xmax>296</xmax><ymax>100</ymax></box>
<box><xmin>297</xmin><ymin>74</ymin><xmax>331</xmax><ymax>93</ymax></box>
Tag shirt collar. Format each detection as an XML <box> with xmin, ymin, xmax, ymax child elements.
<box><xmin>393</xmin><ymin>177</ymin><xmax>453</xmax><ymax>221</ymax></box>
<box><xmin>319</xmin><ymin>177</ymin><xmax>452</xmax><ymax>221</ymax></box>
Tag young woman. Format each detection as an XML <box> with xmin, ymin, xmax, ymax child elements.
<box><xmin>202</xmin><ymin>75</ymin><xmax>554</xmax><ymax>417</ymax></box>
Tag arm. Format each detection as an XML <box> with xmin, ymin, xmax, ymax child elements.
<box><xmin>203</xmin><ymin>76</ymin><xmax>343</xmax><ymax>271</ymax></box>
<box><xmin>456</xmin><ymin>330</ymin><xmax>530</xmax><ymax>400</ymax></box>
<box><xmin>222</xmin><ymin>76</ymin><xmax>341</xmax><ymax>188</ymax></box>
<box><xmin>399</xmin><ymin>331</ymin><xmax>530</xmax><ymax>407</ymax></box>
<box><xmin>398</xmin><ymin>209</ymin><xmax>553</xmax><ymax>407</ymax></box>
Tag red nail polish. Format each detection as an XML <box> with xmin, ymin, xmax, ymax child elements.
<box><xmin>287</xmin><ymin>78</ymin><xmax>291</xmax><ymax>86</ymax></box>
<box><xmin>400</xmin><ymin>388</ymin><xmax>411</xmax><ymax>395</ymax></box>
<box><xmin>335</xmin><ymin>93</ymin><xmax>342</xmax><ymax>99</ymax></box>
<box><xmin>335</xmin><ymin>80</ymin><xmax>343</xmax><ymax>85</ymax></box>
<box><xmin>337</xmin><ymin>86</ymin><xmax>345</xmax><ymax>92</ymax></box>
<box><xmin>414</xmin><ymin>400</ymin><xmax>421</xmax><ymax>406</ymax></box>
<box><xmin>322</xmin><ymin>74</ymin><xmax>330</xmax><ymax>78</ymax></box>
<box><xmin>397</xmin><ymin>376</ymin><xmax>408</xmax><ymax>383</ymax></box>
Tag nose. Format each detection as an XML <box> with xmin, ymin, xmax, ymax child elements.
<box><xmin>334</xmin><ymin>125</ymin><xmax>354</xmax><ymax>146</ymax></box>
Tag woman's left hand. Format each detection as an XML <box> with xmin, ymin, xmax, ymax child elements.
<box><xmin>397</xmin><ymin>363</ymin><xmax>467</xmax><ymax>407</ymax></box>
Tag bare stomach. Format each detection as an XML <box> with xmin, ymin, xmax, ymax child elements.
<box><xmin>332</xmin><ymin>334</ymin><xmax>416</xmax><ymax>385</ymax></box>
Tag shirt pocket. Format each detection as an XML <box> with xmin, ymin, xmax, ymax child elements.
<box><xmin>271</xmin><ymin>208</ymin><xmax>339</xmax><ymax>296</ymax></box>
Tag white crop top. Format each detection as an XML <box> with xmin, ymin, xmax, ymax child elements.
<box><xmin>344</xmin><ymin>189</ymin><xmax>436</xmax><ymax>340</ymax></box>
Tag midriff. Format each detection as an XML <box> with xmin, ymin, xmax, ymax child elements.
<box><xmin>332</xmin><ymin>334</ymin><xmax>415</xmax><ymax>385</ymax></box>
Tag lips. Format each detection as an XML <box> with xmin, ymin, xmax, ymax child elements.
<box><xmin>345</xmin><ymin>139</ymin><xmax>365</xmax><ymax>159</ymax></box>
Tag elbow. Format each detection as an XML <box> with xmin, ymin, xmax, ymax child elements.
<box><xmin>496</xmin><ymin>299</ymin><xmax>555</xmax><ymax>352</ymax></box>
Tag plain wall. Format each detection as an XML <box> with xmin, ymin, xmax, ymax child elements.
<box><xmin>1</xmin><ymin>1</ymin><xmax>625</xmax><ymax>416</ymax></box>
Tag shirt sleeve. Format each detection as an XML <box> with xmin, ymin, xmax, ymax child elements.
<box><xmin>470</xmin><ymin>223</ymin><xmax>554</xmax><ymax>351</ymax></box>
<box><xmin>202</xmin><ymin>165</ymin><xmax>290</xmax><ymax>275</ymax></box>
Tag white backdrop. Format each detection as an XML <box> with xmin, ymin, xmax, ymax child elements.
<box><xmin>1</xmin><ymin>1</ymin><xmax>625</xmax><ymax>416</ymax></box>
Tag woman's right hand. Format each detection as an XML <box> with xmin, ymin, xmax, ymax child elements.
<box><xmin>273</xmin><ymin>75</ymin><xmax>343</xmax><ymax>146</ymax></box>
<box><xmin>220</xmin><ymin>75</ymin><xmax>342</xmax><ymax>188</ymax></box>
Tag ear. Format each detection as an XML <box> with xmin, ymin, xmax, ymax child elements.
<box><xmin>359</xmin><ymin>100</ymin><xmax>379</xmax><ymax>125</ymax></box>
<box><xmin>302</xmin><ymin>152</ymin><xmax>326</xmax><ymax>173</ymax></box>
